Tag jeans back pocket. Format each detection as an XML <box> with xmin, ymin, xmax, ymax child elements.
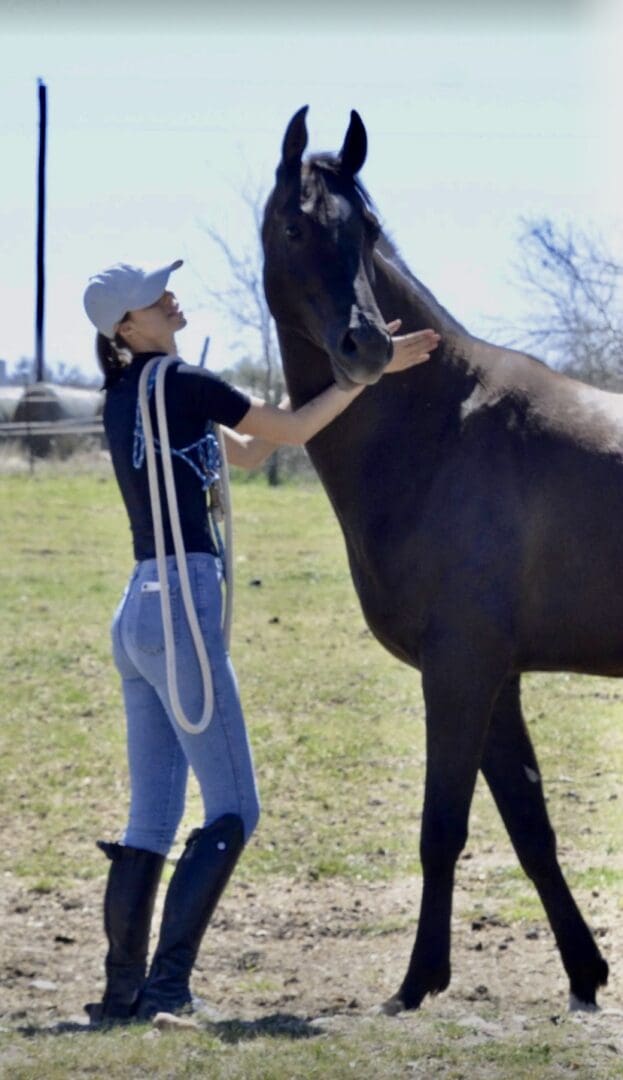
<box><xmin>135</xmin><ymin>582</ymin><xmax>180</xmax><ymax>655</ymax></box>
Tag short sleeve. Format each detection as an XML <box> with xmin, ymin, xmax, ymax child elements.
<box><xmin>172</xmin><ymin>362</ymin><xmax>251</xmax><ymax>428</ymax></box>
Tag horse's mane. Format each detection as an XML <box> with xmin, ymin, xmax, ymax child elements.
<box><xmin>375</xmin><ymin>232</ymin><xmax>467</xmax><ymax>335</ymax></box>
<box><xmin>307</xmin><ymin>155</ymin><xmax>466</xmax><ymax>336</ymax></box>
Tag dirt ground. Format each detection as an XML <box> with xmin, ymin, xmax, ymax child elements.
<box><xmin>2</xmin><ymin>852</ymin><xmax>623</xmax><ymax>1071</ymax></box>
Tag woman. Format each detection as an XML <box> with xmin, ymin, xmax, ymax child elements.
<box><xmin>82</xmin><ymin>257</ymin><xmax>439</xmax><ymax>1023</ymax></box>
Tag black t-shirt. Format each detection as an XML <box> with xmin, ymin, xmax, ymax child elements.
<box><xmin>103</xmin><ymin>353</ymin><xmax>251</xmax><ymax>561</ymax></box>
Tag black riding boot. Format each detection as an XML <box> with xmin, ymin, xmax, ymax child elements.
<box><xmin>85</xmin><ymin>841</ymin><xmax>165</xmax><ymax>1024</ymax></box>
<box><xmin>135</xmin><ymin>814</ymin><xmax>244</xmax><ymax>1020</ymax></box>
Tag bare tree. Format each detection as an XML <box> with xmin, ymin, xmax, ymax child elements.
<box><xmin>510</xmin><ymin>218</ymin><xmax>623</xmax><ymax>389</ymax></box>
<box><xmin>49</xmin><ymin>362</ymin><xmax>101</xmax><ymax>389</ymax></box>
<box><xmin>6</xmin><ymin>358</ymin><xmax>35</xmax><ymax>386</ymax></box>
<box><xmin>201</xmin><ymin>188</ymin><xmax>286</xmax><ymax>485</ymax></box>
<box><xmin>5</xmin><ymin>357</ymin><xmax>99</xmax><ymax>388</ymax></box>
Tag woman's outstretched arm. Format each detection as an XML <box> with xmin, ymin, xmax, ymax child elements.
<box><xmin>233</xmin><ymin>326</ymin><xmax>439</xmax><ymax>450</ymax></box>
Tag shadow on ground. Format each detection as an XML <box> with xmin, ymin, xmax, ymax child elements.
<box><xmin>16</xmin><ymin>1011</ymin><xmax>321</xmax><ymax>1044</ymax></box>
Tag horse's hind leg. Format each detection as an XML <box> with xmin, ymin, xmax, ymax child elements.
<box><xmin>480</xmin><ymin>675</ymin><xmax>609</xmax><ymax>1008</ymax></box>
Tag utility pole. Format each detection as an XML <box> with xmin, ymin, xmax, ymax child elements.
<box><xmin>35</xmin><ymin>78</ymin><xmax>47</xmax><ymax>383</ymax></box>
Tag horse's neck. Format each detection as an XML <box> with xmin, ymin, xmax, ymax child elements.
<box><xmin>278</xmin><ymin>244</ymin><xmax>472</xmax><ymax>408</ymax></box>
<box><xmin>276</xmin><ymin>299</ymin><xmax>482</xmax><ymax>557</ymax></box>
<box><xmin>276</xmin><ymin>240</ymin><xmax>481</xmax><ymax>487</ymax></box>
<box><xmin>277</xmin><ymin>326</ymin><xmax>335</xmax><ymax>406</ymax></box>
<box><xmin>373</xmin><ymin>237</ymin><xmax>467</xmax><ymax>338</ymax></box>
<box><xmin>277</xmin><ymin>312</ymin><xmax>476</xmax><ymax>476</ymax></box>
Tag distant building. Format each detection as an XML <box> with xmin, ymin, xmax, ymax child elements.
<box><xmin>0</xmin><ymin>359</ymin><xmax>7</xmax><ymax>385</ymax></box>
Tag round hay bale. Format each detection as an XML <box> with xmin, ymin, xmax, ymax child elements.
<box><xmin>0</xmin><ymin>387</ymin><xmax>24</xmax><ymax>423</ymax></box>
<box><xmin>13</xmin><ymin>383</ymin><xmax>104</xmax><ymax>456</ymax></box>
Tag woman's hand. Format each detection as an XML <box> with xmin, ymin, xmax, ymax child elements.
<box><xmin>384</xmin><ymin>319</ymin><xmax>440</xmax><ymax>374</ymax></box>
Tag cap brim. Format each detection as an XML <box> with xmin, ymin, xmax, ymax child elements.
<box><xmin>125</xmin><ymin>259</ymin><xmax>184</xmax><ymax>319</ymax></box>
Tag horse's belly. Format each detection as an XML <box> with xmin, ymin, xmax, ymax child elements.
<box><xmin>519</xmin><ymin>603</ymin><xmax>623</xmax><ymax>675</ymax></box>
<box><xmin>519</xmin><ymin>513</ymin><xmax>623</xmax><ymax>674</ymax></box>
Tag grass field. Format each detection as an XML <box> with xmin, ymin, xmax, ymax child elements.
<box><xmin>1</xmin><ymin>457</ymin><xmax>622</xmax><ymax>1078</ymax></box>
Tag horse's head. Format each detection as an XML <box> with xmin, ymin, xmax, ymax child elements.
<box><xmin>262</xmin><ymin>107</ymin><xmax>391</xmax><ymax>389</ymax></box>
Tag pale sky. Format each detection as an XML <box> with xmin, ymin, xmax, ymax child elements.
<box><xmin>0</xmin><ymin>1</ymin><xmax>621</xmax><ymax>382</ymax></box>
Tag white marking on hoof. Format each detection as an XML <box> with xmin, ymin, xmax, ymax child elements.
<box><xmin>380</xmin><ymin>995</ymin><xmax>405</xmax><ymax>1016</ymax></box>
<box><xmin>524</xmin><ymin>765</ymin><xmax>541</xmax><ymax>783</ymax></box>
<box><xmin>569</xmin><ymin>993</ymin><xmax>600</xmax><ymax>1013</ymax></box>
<box><xmin>152</xmin><ymin>1011</ymin><xmax>200</xmax><ymax>1030</ymax></box>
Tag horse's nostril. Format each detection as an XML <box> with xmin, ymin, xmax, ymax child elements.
<box><xmin>341</xmin><ymin>331</ymin><xmax>358</xmax><ymax>357</ymax></box>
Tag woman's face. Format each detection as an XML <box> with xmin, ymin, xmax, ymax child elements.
<box><xmin>118</xmin><ymin>290</ymin><xmax>187</xmax><ymax>353</ymax></box>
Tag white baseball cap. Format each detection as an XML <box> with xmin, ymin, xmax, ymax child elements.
<box><xmin>83</xmin><ymin>259</ymin><xmax>183</xmax><ymax>339</ymax></box>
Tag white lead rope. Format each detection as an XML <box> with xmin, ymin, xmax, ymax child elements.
<box><xmin>138</xmin><ymin>356</ymin><xmax>234</xmax><ymax>735</ymax></box>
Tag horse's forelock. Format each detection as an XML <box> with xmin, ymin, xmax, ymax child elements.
<box><xmin>301</xmin><ymin>162</ymin><xmax>333</xmax><ymax>223</ymax></box>
<box><xmin>304</xmin><ymin>155</ymin><xmax>379</xmax><ymax>228</ymax></box>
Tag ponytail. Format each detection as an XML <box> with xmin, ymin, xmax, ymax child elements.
<box><xmin>96</xmin><ymin>326</ymin><xmax>132</xmax><ymax>390</ymax></box>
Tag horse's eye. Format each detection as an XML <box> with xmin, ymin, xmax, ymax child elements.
<box><xmin>285</xmin><ymin>224</ymin><xmax>302</xmax><ymax>240</ymax></box>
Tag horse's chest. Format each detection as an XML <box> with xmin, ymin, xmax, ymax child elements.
<box><xmin>311</xmin><ymin>431</ymin><xmax>442</xmax><ymax>656</ymax></box>
<box><xmin>337</xmin><ymin>508</ymin><xmax>430</xmax><ymax>663</ymax></box>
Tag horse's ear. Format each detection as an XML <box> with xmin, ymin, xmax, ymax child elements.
<box><xmin>278</xmin><ymin>105</ymin><xmax>309</xmax><ymax>177</ymax></box>
<box><xmin>338</xmin><ymin>110</ymin><xmax>367</xmax><ymax>177</ymax></box>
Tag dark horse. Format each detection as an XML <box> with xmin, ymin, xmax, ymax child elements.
<box><xmin>261</xmin><ymin>106</ymin><xmax>622</xmax><ymax>1013</ymax></box>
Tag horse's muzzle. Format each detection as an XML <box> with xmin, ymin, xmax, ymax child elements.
<box><xmin>336</xmin><ymin>323</ymin><xmax>392</xmax><ymax>384</ymax></box>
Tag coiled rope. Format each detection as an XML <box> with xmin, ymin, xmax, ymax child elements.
<box><xmin>138</xmin><ymin>356</ymin><xmax>234</xmax><ymax>735</ymax></box>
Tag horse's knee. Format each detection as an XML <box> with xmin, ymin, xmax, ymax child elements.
<box><xmin>515</xmin><ymin>825</ymin><xmax>557</xmax><ymax>881</ymax></box>
<box><xmin>420</xmin><ymin>818</ymin><xmax>468</xmax><ymax>877</ymax></box>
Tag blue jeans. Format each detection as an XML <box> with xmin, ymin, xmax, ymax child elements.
<box><xmin>111</xmin><ymin>553</ymin><xmax>260</xmax><ymax>856</ymax></box>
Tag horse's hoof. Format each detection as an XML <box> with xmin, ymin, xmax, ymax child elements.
<box><xmin>569</xmin><ymin>993</ymin><xmax>600</xmax><ymax>1014</ymax></box>
<box><xmin>380</xmin><ymin>994</ymin><xmax>405</xmax><ymax>1016</ymax></box>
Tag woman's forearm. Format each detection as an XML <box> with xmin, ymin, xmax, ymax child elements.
<box><xmin>222</xmin><ymin>429</ymin><xmax>279</xmax><ymax>469</ymax></box>
<box><xmin>235</xmin><ymin>382</ymin><xmax>364</xmax><ymax>446</ymax></box>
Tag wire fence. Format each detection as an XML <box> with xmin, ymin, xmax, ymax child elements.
<box><xmin>0</xmin><ymin>418</ymin><xmax>106</xmax><ymax>468</ymax></box>
<box><xmin>0</xmin><ymin>418</ymin><xmax>315</xmax><ymax>483</ymax></box>
<box><xmin>0</xmin><ymin>419</ymin><xmax>104</xmax><ymax>437</ymax></box>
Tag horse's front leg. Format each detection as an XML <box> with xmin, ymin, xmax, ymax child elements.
<box><xmin>385</xmin><ymin>644</ymin><xmax>506</xmax><ymax>1013</ymax></box>
<box><xmin>480</xmin><ymin>675</ymin><xmax>609</xmax><ymax>1008</ymax></box>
